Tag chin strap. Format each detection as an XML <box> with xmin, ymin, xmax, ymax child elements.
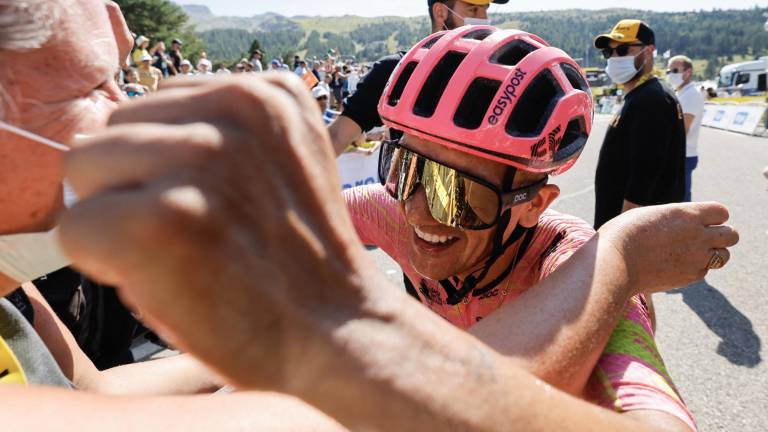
<box><xmin>436</xmin><ymin>167</ymin><xmax>538</xmax><ymax>306</ymax></box>
<box><xmin>441</xmin><ymin>210</ymin><xmax>536</xmax><ymax>306</ymax></box>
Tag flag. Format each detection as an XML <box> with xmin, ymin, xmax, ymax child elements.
<box><xmin>302</xmin><ymin>70</ymin><xmax>318</xmax><ymax>89</ymax></box>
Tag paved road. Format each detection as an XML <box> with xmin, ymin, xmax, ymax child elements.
<box><xmin>367</xmin><ymin>114</ymin><xmax>768</xmax><ymax>431</ymax></box>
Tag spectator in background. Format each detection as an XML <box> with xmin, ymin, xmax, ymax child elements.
<box><xmin>593</xmin><ymin>20</ymin><xmax>686</xmax><ymax>329</ymax></box>
<box><xmin>329</xmin><ymin>65</ymin><xmax>347</xmax><ymax>110</ymax></box>
<box><xmin>312</xmin><ymin>61</ymin><xmax>323</xmax><ymax>81</ymax></box>
<box><xmin>250</xmin><ymin>50</ymin><xmax>263</xmax><ymax>72</ymax></box>
<box><xmin>317</xmin><ymin>73</ymin><xmax>332</xmax><ymax>96</ymax></box>
<box><xmin>169</xmin><ymin>38</ymin><xmax>184</xmax><ymax>75</ymax></box>
<box><xmin>151</xmin><ymin>41</ymin><xmax>175</xmax><ymax>77</ymax></box>
<box><xmin>179</xmin><ymin>59</ymin><xmax>195</xmax><ymax>76</ymax></box>
<box><xmin>216</xmin><ymin>66</ymin><xmax>231</xmax><ymax>75</ymax></box>
<box><xmin>269</xmin><ymin>58</ymin><xmax>282</xmax><ymax>71</ymax></box>
<box><xmin>131</xmin><ymin>35</ymin><xmax>150</xmax><ymax>66</ymax></box>
<box><xmin>346</xmin><ymin>66</ymin><xmax>360</xmax><ymax>94</ymax></box>
<box><xmin>667</xmin><ymin>55</ymin><xmax>705</xmax><ymax>202</ymax></box>
<box><xmin>137</xmin><ymin>53</ymin><xmax>162</xmax><ymax>92</ymax></box>
<box><xmin>121</xmin><ymin>68</ymin><xmax>149</xmax><ymax>97</ymax></box>
<box><xmin>197</xmin><ymin>58</ymin><xmax>213</xmax><ymax>75</ymax></box>
<box><xmin>295</xmin><ymin>60</ymin><xmax>309</xmax><ymax>77</ymax></box>
<box><xmin>341</xmin><ymin>65</ymin><xmax>352</xmax><ymax>100</ymax></box>
<box><xmin>293</xmin><ymin>55</ymin><xmax>301</xmax><ymax>70</ymax></box>
<box><xmin>312</xmin><ymin>86</ymin><xmax>337</xmax><ymax>125</ymax></box>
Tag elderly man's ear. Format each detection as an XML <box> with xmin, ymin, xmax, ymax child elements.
<box><xmin>105</xmin><ymin>1</ymin><xmax>133</xmax><ymax>67</ymax></box>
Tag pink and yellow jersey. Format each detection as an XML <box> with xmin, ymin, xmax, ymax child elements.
<box><xmin>345</xmin><ymin>185</ymin><xmax>697</xmax><ymax>431</ymax></box>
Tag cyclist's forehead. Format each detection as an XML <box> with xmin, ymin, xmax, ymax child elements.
<box><xmin>402</xmin><ymin>134</ymin><xmax>505</xmax><ymax>185</ymax></box>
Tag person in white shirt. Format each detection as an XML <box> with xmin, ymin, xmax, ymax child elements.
<box><xmin>197</xmin><ymin>58</ymin><xmax>214</xmax><ymax>75</ymax></box>
<box><xmin>667</xmin><ymin>55</ymin><xmax>705</xmax><ymax>202</ymax></box>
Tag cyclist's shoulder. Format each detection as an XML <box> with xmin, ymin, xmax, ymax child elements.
<box><xmin>537</xmin><ymin>209</ymin><xmax>595</xmax><ymax>236</ymax></box>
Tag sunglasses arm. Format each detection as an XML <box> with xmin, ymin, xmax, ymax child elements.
<box><xmin>500</xmin><ymin>177</ymin><xmax>548</xmax><ymax>208</ymax></box>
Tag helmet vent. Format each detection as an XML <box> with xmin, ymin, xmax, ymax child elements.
<box><xmin>454</xmin><ymin>78</ymin><xmax>501</xmax><ymax>130</ymax></box>
<box><xmin>421</xmin><ymin>34</ymin><xmax>445</xmax><ymax>49</ymax></box>
<box><xmin>414</xmin><ymin>51</ymin><xmax>467</xmax><ymax>118</ymax></box>
<box><xmin>490</xmin><ymin>40</ymin><xmax>538</xmax><ymax>67</ymax></box>
<box><xmin>554</xmin><ymin>117</ymin><xmax>588</xmax><ymax>161</ymax></box>
<box><xmin>462</xmin><ymin>29</ymin><xmax>493</xmax><ymax>41</ymax></box>
<box><xmin>560</xmin><ymin>63</ymin><xmax>589</xmax><ymax>92</ymax></box>
<box><xmin>387</xmin><ymin>61</ymin><xmax>419</xmax><ymax>107</ymax></box>
<box><xmin>505</xmin><ymin>69</ymin><xmax>563</xmax><ymax>137</ymax></box>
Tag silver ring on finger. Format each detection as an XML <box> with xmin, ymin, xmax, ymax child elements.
<box><xmin>706</xmin><ymin>249</ymin><xmax>726</xmax><ymax>270</ymax></box>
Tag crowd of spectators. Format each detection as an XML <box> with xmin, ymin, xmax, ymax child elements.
<box><xmin>122</xmin><ymin>35</ymin><xmax>370</xmax><ymax>128</ymax></box>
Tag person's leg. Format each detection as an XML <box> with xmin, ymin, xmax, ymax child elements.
<box><xmin>683</xmin><ymin>156</ymin><xmax>698</xmax><ymax>202</ymax></box>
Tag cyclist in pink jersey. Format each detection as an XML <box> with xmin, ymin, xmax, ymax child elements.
<box><xmin>345</xmin><ymin>26</ymin><xmax>697</xmax><ymax>430</ymax></box>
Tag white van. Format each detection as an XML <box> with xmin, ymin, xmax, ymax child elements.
<box><xmin>717</xmin><ymin>58</ymin><xmax>767</xmax><ymax>96</ymax></box>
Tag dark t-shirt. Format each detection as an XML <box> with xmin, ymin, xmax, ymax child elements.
<box><xmin>341</xmin><ymin>52</ymin><xmax>404</xmax><ymax>136</ymax></box>
<box><xmin>170</xmin><ymin>50</ymin><xmax>183</xmax><ymax>75</ymax></box>
<box><xmin>593</xmin><ymin>78</ymin><xmax>686</xmax><ymax>229</ymax></box>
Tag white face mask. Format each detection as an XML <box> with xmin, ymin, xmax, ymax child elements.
<box><xmin>444</xmin><ymin>6</ymin><xmax>490</xmax><ymax>28</ymax></box>
<box><xmin>605</xmin><ymin>54</ymin><xmax>640</xmax><ymax>85</ymax></box>
<box><xmin>667</xmin><ymin>72</ymin><xmax>684</xmax><ymax>89</ymax></box>
<box><xmin>0</xmin><ymin>121</ymin><xmax>77</xmax><ymax>284</ymax></box>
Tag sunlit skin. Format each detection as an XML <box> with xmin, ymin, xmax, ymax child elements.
<box><xmin>401</xmin><ymin>133</ymin><xmax>559</xmax><ymax>281</ymax></box>
<box><xmin>431</xmin><ymin>0</ymin><xmax>490</xmax><ymax>32</ymax></box>
<box><xmin>0</xmin><ymin>0</ymin><xmax>131</xmax><ymax>234</ymax></box>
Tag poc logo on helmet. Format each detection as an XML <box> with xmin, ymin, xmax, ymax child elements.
<box><xmin>487</xmin><ymin>69</ymin><xmax>528</xmax><ymax>126</ymax></box>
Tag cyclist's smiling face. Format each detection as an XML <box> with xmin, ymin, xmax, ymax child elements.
<box><xmin>401</xmin><ymin>134</ymin><xmax>513</xmax><ymax>281</ymax></box>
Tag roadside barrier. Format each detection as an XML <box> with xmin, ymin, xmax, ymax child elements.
<box><xmin>702</xmin><ymin>102</ymin><xmax>767</xmax><ymax>136</ymax></box>
<box><xmin>337</xmin><ymin>143</ymin><xmax>382</xmax><ymax>190</ymax></box>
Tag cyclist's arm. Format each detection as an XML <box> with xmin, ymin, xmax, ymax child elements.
<box><xmin>587</xmin><ymin>298</ymin><xmax>696</xmax><ymax>432</ymax></box>
<box><xmin>469</xmin><ymin>232</ymin><xmax>633</xmax><ymax>395</ymax></box>
<box><xmin>22</xmin><ymin>282</ymin><xmax>222</xmax><ymax>395</ymax></box>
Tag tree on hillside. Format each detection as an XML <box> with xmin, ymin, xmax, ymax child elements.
<box><xmin>115</xmin><ymin>0</ymin><xmax>206</xmax><ymax>63</ymax></box>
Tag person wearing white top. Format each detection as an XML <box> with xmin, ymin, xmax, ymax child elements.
<box><xmin>667</xmin><ymin>55</ymin><xmax>704</xmax><ymax>202</ymax></box>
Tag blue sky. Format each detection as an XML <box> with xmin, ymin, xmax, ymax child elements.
<box><xmin>182</xmin><ymin>0</ymin><xmax>767</xmax><ymax>17</ymax></box>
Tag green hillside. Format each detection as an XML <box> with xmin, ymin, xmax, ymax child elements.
<box><xmin>187</xmin><ymin>5</ymin><xmax>768</xmax><ymax>79</ymax></box>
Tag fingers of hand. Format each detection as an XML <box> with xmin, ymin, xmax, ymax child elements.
<box><xmin>66</xmin><ymin>123</ymin><xmax>221</xmax><ymax>199</ymax></box>
<box><xmin>59</xmin><ymin>181</ymin><xmax>212</xmax><ymax>285</ymax></box>
<box><xmin>704</xmin><ymin>225</ymin><xmax>740</xmax><ymax>249</ymax></box>
<box><xmin>110</xmin><ymin>76</ymin><xmax>293</xmax><ymax>133</ymax></box>
<box><xmin>690</xmin><ymin>201</ymin><xmax>730</xmax><ymax>226</ymax></box>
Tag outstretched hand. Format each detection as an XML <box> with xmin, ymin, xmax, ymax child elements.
<box><xmin>598</xmin><ymin>202</ymin><xmax>739</xmax><ymax>295</ymax></box>
<box><xmin>59</xmin><ymin>74</ymin><xmax>371</xmax><ymax>389</ymax></box>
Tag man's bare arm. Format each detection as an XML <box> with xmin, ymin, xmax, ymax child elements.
<box><xmin>470</xmin><ymin>203</ymin><xmax>734</xmax><ymax>396</ymax></box>
<box><xmin>0</xmin><ymin>388</ymin><xmax>346</xmax><ymax>432</ymax></box>
<box><xmin>23</xmin><ymin>283</ymin><xmax>222</xmax><ymax>395</ymax></box>
<box><xmin>328</xmin><ymin>115</ymin><xmax>363</xmax><ymax>156</ymax></box>
<box><xmin>683</xmin><ymin>113</ymin><xmax>695</xmax><ymax>136</ymax></box>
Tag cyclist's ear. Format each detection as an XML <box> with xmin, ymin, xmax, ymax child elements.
<box><xmin>517</xmin><ymin>184</ymin><xmax>559</xmax><ymax>228</ymax></box>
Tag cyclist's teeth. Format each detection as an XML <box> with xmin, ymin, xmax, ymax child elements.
<box><xmin>415</xmin><ymin>228</ymin><xmax>454</xmax><ymax>244</ymax></box>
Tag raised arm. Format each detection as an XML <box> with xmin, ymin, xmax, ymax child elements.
<box><xmin>469</xmin><ymin>202</ymin><xmax>736</xmax><ymax>395</ymax></box>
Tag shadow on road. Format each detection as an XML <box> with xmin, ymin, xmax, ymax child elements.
<box><xmin>667</xmin><ymin>280</ymin><xmax>762</xmax><ymax>367</ymax></box>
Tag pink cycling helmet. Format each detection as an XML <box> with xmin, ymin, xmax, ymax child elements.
<box><xmin>378</xmin><ymin>26</ymin><xmax>593</xmax><ymax>175</ymax></box>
